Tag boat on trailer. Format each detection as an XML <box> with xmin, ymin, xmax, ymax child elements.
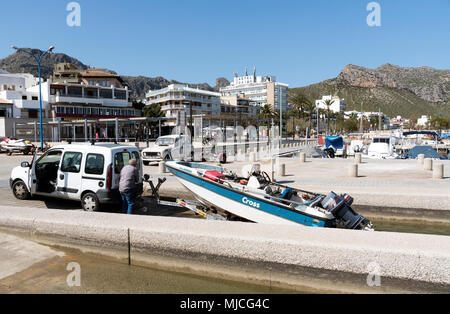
<box><xmin>165</xmin><ymin>161</ymin><xmax>374</xmax><ymax>231</ymax></box>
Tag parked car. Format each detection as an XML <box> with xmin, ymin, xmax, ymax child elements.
<box><xmin>9</xmin><ymin>143</ymin><xmax>143</xmax><ymax>212</ymax></box>
<box><xmin>141</xmin><ymin>135</ymin><xmax>192</xmax><ymax>165</ymax></box>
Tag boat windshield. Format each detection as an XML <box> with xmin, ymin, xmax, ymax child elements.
<box><xmin>373</xmin><ymin>138</ymin><xmax>390</xmax><ymax>144</ymax></box>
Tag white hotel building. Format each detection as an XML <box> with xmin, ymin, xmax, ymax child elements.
<box><xmin>146</xmin><ymin>84</ymin><xmax>259</xmax><ymax>127</ymax></box>
<box><xmin>220</xmin><ymin>70</ymin><xmax>289</xmax><ymax>111</ymax></box>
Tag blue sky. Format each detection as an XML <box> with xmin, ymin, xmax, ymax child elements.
<box><xmin>0</xmin><ymin>0</ymin><xmax>449</xmax><ymax>87</ymax></box>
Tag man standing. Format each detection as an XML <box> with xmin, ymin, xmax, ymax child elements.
<box><xmin>119</xmin><ymin>159</ymin><xmax>139</xmax><ymax>215</ymax></box>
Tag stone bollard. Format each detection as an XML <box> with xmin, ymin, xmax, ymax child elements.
<box><xmin>135</xmin><ymin>142</ymin><xmax>140</xmax><ymax>150</ymax></box>
<box><xmin>423</xmin><ymin>158</ymin><xmax>433</xmax><ymax>171</ymax></box>
<box><xmin>349</xmin><ymin>164</ymin><xmax>359</xmax><ymax>178</ymax></box>
<box><xmin>433</xmin><ymin>163</ymin><xmax>444</xmax><ymax>179</ymax></box>
<box><xmin>277</xmin><ymin>163</ymin><xmax>286</xmax><ymax>177</ymax></box>
<box><xmin>159</xmin><ymin>161</ymin><xmax>167</xmax><ymax>174</ymax></box>
<box><xmin>355</xmin><ymin>153</ymin><xmax>362</xmax><ymax>164</ymax></box>
<box><xmin>417</xmin><ymin>154</ymin><xmax>425</xmax><ymax>165</ymax></box>
<box><xmin>299</xmin><ymin>152</ymin><xmax>306</xmax><ymax>163</ymax></box>
<box><xmin>250</xmin><ymin>152</ymin><xmax>257</xmax><ymax>163</ymax></box>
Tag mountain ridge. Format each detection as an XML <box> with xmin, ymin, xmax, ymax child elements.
<box><xmin>291</xmin><ymin>63</ymin><xmax>450</xmax><ymax>117</ymax></box>
<box><xmin>0</xmin><ymin>48</ymin><xmax>226</xmax><ymax>98</ymax></box>
<box><xmin>1</xmin><ymin>49</ymin><xmax>448</xmax><ymax>116</ymax></box>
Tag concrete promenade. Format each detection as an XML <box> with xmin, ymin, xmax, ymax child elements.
<box><xmin>1</xmin><ymin>205</ymin><xmax>449</xmax><ymax>292</ymax></box>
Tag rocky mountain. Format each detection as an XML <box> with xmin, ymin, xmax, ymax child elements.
<box><xmin>0</xmin><ymin>48</ymin><xmax>88</xmax><ymax>79</ymax></box>
<box><xmin>291</xmin><ymin>64</ymin><xmax>450</xmax><ymax>117</ymax></box>
<box><xmin>214</xmin><ymin>77</ymin><xmax>231</xmax><ymax>91</ymax></box>
<box><xmin>0</xmin><ymin>48</ymin><xmax>219</xmax><ymax>99</ymax></box>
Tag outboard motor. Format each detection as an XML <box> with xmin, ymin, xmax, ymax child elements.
<box><xmin>321</xmin><ymin>192</ymin><xmax>373</xmax><ymax>231</ymax></box>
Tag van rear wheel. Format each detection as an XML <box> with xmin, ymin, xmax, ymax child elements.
<box><xmin>81</xmin><ymin>192</ymin><xmax>100</xmax><ymax>212</ymax></box>
<box><xmin>12</xmin><ymin>180</ymin><xmax>30</xmax><ymax>200</ymax></box>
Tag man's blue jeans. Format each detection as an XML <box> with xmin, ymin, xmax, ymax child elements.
<box><xmin>121</xmin><ymin>189</ymin><xmax>136</xmax><ymax>215</ymax></box>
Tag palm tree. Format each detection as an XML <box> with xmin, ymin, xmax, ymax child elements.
<box><xmin>259</xmin><ymin>104</ymin><xmax>276</xmax><ymax>138</ymax></box>
<box><xmin>259</xmin><ymin>104</ymin><xmax>276</xmax><ymax>125</ymax></box>
<box><xmin>290</xmin><ymin>93</ymin><xmax>314</xmax><ymax>137</ymax></box>
<box><xmin>323</xmin><ymin>99</ymin><xmax>334</xmax><ymax>135</ymax></box>
<box><xmin>143</xmin><ymin>104</ymin><xmax>165</xmax><ymax>138</ymax></box>
<box><xmin>289</xmin><ymin>93</ymin><xmax>309</xmax><ymax>138</ymax></box>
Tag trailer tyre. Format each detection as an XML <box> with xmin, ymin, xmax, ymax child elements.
<box><xmin>327</xmin><ymin>148</ymin><xmax>336</xmax><ymax>159</ymax></box>
<box><xmin>81</xmin><ymin>192</ymin><xmax>100</xmax><ymax>212</ymax></box>
<box><xmin>12</xmin><ymin>180</ymin><xmax>30</xmax><ymax>200</ymax></box>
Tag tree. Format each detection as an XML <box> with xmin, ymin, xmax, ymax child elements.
<box><xmin>289</xmin><ymin>93</ymin><xmax>310</xmax><ymax>138</ymax></box>
<box><xmin>343</xmin><ymin>119</ymin><xmax>359</xmax><ymax>133</ymax></box>
<box><xmin>131</xmin><ymin>98</ymin><xmax>146</xmax><ymax>113</ymax></box>
<box><xmin>289</xmin><ymin>92</ymin><xmax>314</xmax><ymax>137</ymax></box>
<box><xmin>323</xmin><ymin>99</ymin><xmax>334</xmax><ymax>134</ymax></box>
<box><xmin>143</xmin><ymin>103</ymin><xmax>164</xmax><ymax>118</ymax></box>
<box><xmin>259</xmin><ymin>104</ymin><xmax>276</xmax><ymax>125</ymax></box>
<box><xmin>430</xmin><ymin>116</ymin><xmax>450</xmax><ymax>131</ymax></box>
<box><xmin>142</xmin><ymin>103</ymin><xmax>165</xmax><ymax>139</ymax></box>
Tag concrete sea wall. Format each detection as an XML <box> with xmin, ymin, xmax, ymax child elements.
<box><xmin>0</xmin><ymin>205</ymin><xmax>449</xmax><ymax>292</ymax></box>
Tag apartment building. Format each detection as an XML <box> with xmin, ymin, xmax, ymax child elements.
<box><xmin>0</xmin><ymin>72</ymin><xmax>49</xmax><ymax>119</ymax></box>
<box><xmin>0</xmin><ymin>66</ymin><xmax>137</xmax><ymax>138</ymax></box>
<box><xmin>316</xmin><ymin>95</ymin><xmax>347</xmax><ymax>113</ymax></box>
<box><xmin>146</xmin><ymin>84</ymin><xmax>259</xmax><ymax>127</ymax></box>
<box><xmin>52</xmin><ymin>63</ymin><xmax>126</xmax><ymax>88</ymax></box>
<box><xmin>220</xmin><ymin>69</ymin><xmax>289</xmax><ymax>111</ymax></box>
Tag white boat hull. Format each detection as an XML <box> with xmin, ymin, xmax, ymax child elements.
<box><xmin>177</xmin><ymin>176</ymin><xmax>301</xmax><ymax>226</ymax></box>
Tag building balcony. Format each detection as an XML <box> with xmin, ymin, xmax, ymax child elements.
<box><xmin>148</xmin><ymin>95</ymin><xmax>221</xmax><ymax>105</ymax></box>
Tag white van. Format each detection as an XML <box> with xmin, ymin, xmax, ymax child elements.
<box><xmin>9</xmin><ymin>143</ymin><xmax>143</xmax><ymax>212</ymax></box>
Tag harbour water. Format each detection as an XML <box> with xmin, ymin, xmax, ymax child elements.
<box><xmin>0</xmin><ymin>245</ymin><xmax>303</xmax><ymax>294</ymax></box>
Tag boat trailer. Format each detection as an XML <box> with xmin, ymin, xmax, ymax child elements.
<box><xmin>146</xmin><ymin>176</ymin><xmax>227</xmax><ymax>221</ymax></box>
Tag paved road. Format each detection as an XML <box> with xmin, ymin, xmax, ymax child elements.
<box><xmin>1</xmin><ymin>153</ymin><xmax>449</xmax><ymax>212</ymax></box>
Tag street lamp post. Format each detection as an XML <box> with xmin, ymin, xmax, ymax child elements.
<box><xmin>11</xmin><ymin>46</ymin><xmax>55</xmax><ymax>150</ymax></box>
<box><xmin>279</xmin><ymin>86</ymin><xmax>283</xmax><ymax>149</ymax></box>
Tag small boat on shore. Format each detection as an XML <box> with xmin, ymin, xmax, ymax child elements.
<box><xmin>166</xmin><ymin>161</ymin><xmax>374</xmax><ymax>231</ymax></box>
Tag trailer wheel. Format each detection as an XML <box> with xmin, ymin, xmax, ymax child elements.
<box><xmin>327</xmin><ymin>148</ymin><xmax>336</xmax><ymax>159</ymax></box>
<box><xmin>12</xmin><ymin>180</ymin><xmax>30</xmax><ymax>200</ymax></box>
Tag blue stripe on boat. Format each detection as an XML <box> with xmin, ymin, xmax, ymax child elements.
<box><xmin>166</xmin><ymin>164</ymin><xmax>334</xmax><ymax>228</ymax></box>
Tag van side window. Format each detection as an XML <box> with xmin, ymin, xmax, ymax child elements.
<box><xmin>61</xmin><ymin>152</ymin><xmax>83</xmax><ymax>173</ymax></box>
<box><xmin>85</xmin><ymin>154</ymin><xmax>105</xmax><ymax>175</ymax></box>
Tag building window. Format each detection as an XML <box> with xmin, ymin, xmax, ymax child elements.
<box><xmin>32</xmin><ymin>96</ymin><xmax>38</xmax><ymax>100</ymax></box>
<box><xmin>28</xmin><ymin>110</ymin><xmax>38</xmax><ymax>119</ymax></box>
<box><xmin>22</xmin><ymin>96</ymin><xmax>27</xmax><ymax>100</ymax></box>
<box><xmin>68</xmin><ymin>87</ymin><xmax>82</xmax><ymax>97</ymax></box>
<box><xmin>100</xmin><ymin>89</ymin><xmax>112</xmax><ymax>99</ymax></box>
